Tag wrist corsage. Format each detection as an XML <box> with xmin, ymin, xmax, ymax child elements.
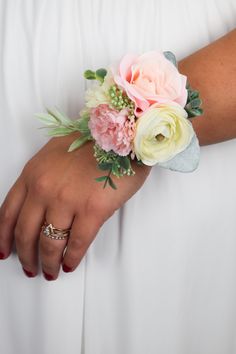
<box><xmin>37</xmin><ymin>51</ymin><xmax>203</xmax><ymax>189</ymax></box>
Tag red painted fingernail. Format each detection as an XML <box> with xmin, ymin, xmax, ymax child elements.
<box><xmin>43</xmin><ymin>271</ymin><xmax>54</xmax><ymax>281</ymax></box>
<box><xmin>23</xmin><ymin>268</ymin><xmax>35</xmax><ymax>278</ymax></box>
<box><xmin>62</xmin><ymin>264</ymin><xmax>73</xmax><ymax>273</ymax></box>
<box><xmin>0</xmin><ymin>252</ymin><xmax>5</xmax><ymax>259</ymax></box>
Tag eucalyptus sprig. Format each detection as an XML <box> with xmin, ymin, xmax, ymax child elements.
<box><xmin>185</xmin><ymin>83</ymin><xmax>203</xmax><ymax>117</ymax></box>
<box><xmin>84</xmin><ymin>68</ymin><xmax>107</xmax><ymax>84</ymax></box>
<box><xmin>36</xmin><ymin>108</ymin><xmax>92</xmax><ymax>152</ymax></box>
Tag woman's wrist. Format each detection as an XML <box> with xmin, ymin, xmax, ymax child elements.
<box><xmin>179</xmin><ymin>29</ymin><xmax>236</xmax><ymax>146</ymax></box>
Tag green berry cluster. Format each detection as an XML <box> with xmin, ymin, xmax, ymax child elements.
<box><xmin>94</xmin><ymin>144</ymin><xmax>118</xmax><ymax>165</ymax></box>
<box><xmin>109</xmin><ymin>85</ymin><xmax>135</xmax><ymax>111</ymax></box>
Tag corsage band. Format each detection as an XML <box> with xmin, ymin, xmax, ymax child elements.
<box><xmin>37</xmin><ymin>50</ymin><xmax>203</xmax><ymax>189</ymax></box>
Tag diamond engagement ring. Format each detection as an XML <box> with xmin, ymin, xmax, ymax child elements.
<box><xmin>41</xmin><ymin>221</ymin><xmax>71</xmax><ymax>240</ymax></box>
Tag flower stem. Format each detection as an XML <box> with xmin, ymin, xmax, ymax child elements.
<box><xmin>103</xmin><ymin>168</ymin><xmax>112</xmax><ymax>189</ymax></box>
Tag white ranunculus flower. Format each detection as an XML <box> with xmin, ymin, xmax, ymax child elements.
<box><xmin>134</xmin><ymin>104</ymin><xmax>194</xmax><ymax>166</ymax></box>
<box><xmin>85</xmin><ymin>70</ymin><xmax>115</xmax><ymax>108</ymax></box>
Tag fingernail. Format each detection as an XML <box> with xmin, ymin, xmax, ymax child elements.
<box><xmin>0</xmin><ymin>252</ymin><xmax>5</xmax><ymax>259</ymax></box>
<box><xmin>43</xmin><ymin>271</ymin><xmax>54</xmax><ymax>281</ymax></box>
<box><xmin>62</xmin><ymin>264</ymin><xmax>73</xmax><ymax>273</ymax></box>
<box><xmin>23</xmin><ymin>268</ymin><xmax>35</xmax><ymax>278</ymax></box>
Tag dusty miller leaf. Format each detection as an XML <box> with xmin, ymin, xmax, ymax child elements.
<box><xmin>158</xmin><ymin>134</ymin><xmax>200</xmax><ymax>172</ymax></box>
<box><xmin>163</xmin><ymin>51</ymin><xmax>177</xmax><ymax>67</ymax></box>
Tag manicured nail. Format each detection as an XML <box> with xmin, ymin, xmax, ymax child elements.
<box><xmin>23</xmin><ymin>268</ymin><xmax>35</xmax><ymax>278</ymax></box>
<box><xmin>43</xmin><ymin>271</ymin><xmax>54</xmax><ymax>281</ymax></box>
<box><xmin>62</xmin><ymin>264</ymin><xmax>73</xmax><ymax>273</ymax></box>
<box><xmin>0</xmin><ymin>252</ymin><xmax>5</xmax><ymax>259</ymax></box>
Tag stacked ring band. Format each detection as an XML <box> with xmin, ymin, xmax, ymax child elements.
<box><xmin>41</xmin><ymin>221</ymin><xmax>71</xmax><ymax>240</ymax></box>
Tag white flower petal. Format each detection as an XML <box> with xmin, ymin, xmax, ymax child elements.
<box><xmin>134</xmin><ymin>104</ymin><xmax>194</xmax><ymax>166</ymax></box>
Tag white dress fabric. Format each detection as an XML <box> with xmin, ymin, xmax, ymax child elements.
<box><xmin>0</xmin><ymin>1</ymin><xmax>236</xmax><ymax>353</ymax></box>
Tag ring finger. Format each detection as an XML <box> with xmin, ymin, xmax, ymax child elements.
<box><xmin>39</xmin><ymin>207</ymin><xmax>74</xmax><ymax>281</ymax></box>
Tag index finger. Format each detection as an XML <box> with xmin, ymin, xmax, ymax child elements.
<box><xmin>0</xmin><ymin>178</ymin><xmax>27</xmax><ymax>258</ymax></box>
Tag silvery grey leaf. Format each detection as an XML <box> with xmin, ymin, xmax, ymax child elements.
<box><xmin>158</xmin><ymin>134</ymin><xmax>200</xmax><ymax>172</ymax></box>
<box><xmin>163</xmin><ymin>51</ymin><xmax>177</xmax><ymax>67</ymax></box>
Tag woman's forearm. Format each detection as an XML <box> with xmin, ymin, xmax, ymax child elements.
<box><xmin>179</xmin><ymin>29</ymin><xmax>236</xmax><ymax>146</ymax></box>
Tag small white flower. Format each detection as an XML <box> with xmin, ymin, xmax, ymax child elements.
<box><xmin>85</xmin><ymin>70</ymin><xmax>115</xmax><ymax>108</ymax></box>
<box><xmin>134</xmin><ymin>103</ymin><xmax>194</xmax><ymax>166</ymax></box>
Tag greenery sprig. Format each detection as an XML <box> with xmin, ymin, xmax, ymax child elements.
<box><xmin>185</xmin><ymin>83</ymin><xmax>203</xmax><ymax>117</ymax></box>
<box><xmin>36</xmin><ymin>108</ymin><xmax>92</xmax><ymax>152</ymax></box>
<box><xmin>94</xmin><ymin>145</ymin><xmax>135</xmax><ymax>189</ymax></box>
<box><xmin>84</xmin><ymin>68</ymin><xmax>107</xmax><ymax>84</ymax></box>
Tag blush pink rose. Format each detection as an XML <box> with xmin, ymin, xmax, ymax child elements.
<box><xmin>114</xmin><ymin>51</ymin><xmax>187</xmax><ymax>115</ymax></box>
<box><xmin>89</xmin><ymin>104</ymin><xmax>135</xmax><ymax>156</ymax></box>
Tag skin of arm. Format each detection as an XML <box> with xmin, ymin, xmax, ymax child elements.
<box><xmin>0</xmin><ymin>29</ymin><xmax>235</xmax><ymax>280</ymax></box>
<box><xmin>179</xmin><ymin>28</ymin><xmax>236</xmax><ymax>145</ymax></box>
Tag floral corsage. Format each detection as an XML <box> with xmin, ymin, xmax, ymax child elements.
<box><xmin>37</xmin><ymin>51</ymin><xmax>203</xmax><ymax>189</ymax></box>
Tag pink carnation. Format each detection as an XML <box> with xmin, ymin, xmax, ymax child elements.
<box><xmin>114</xmin><ymin>51</ymin><xmax>187</xmax><ymax>115</ymax></box>
<box><xmin>88</xmin><ymin>104</ymin><xmax>135</xmax><ymax>156</ymax></box>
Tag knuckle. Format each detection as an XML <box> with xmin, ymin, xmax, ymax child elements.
<box><xmin>69</xmin><ymin>237</ymin><xmax>86</xmax><ymax>251</ymax></box>
<box><xmin>0</xmin><ymin>206</ymin><xmax>13</xmax><ymax>224</ymax></box>
<box><xmin>31</xmin><ymin>174</ymin><xmax>51</xmax><ymax>196</ymax></box>
<box><xmin>40</xmin><ymin>241</ymin><xmax>58</xmax><ymax>258</ymax></box>
<box><xmin>55</xmin><ymin>186</ymin><xmax>72</xmax><ymax>204</ymax></box>
<box><xmin>21</xmin><ymin>160</ymin><xmax>31</xmax><ymax>176</ymax></box>
<box><xmin>21</xmin><ymin>157</ymin><xmax>36</xmax><ymax>175</ymax></box>
<box><xmin>65</xmin><ymin>249</ymin><xmax>84</xmax><ymax>266</ymax></box>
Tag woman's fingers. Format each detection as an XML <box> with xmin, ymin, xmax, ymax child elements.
<box><xmin>62</xmin><ymin>213</ymin><xmax>103</xmax><ymax>273</ymax></box>
<box><xmin>0</xmin><ymin>178</ymin><xmax>27</xmax><ymax>259</ymax></box>
<box><xmin>39</xmin><ymin>207</ymin><xmax>74</xmax><ymax>281</ymax></box>
<box><xmin>14</xmin><ymin>195</ymin><xmax>45</xmax><ymax>277</ymax></box>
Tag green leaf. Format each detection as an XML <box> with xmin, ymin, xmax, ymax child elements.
<box><xmin>80</xmin><ymin>110</ymin><xmax>90</xmax><ymax>120</ymax></box>
<box><xmin>163</xmin><ymin>51</ymin><xmax>177</xmax><ymax>67</ymax></box>
<box><xmin>98</xmin><ymin>162</ymin><xmax>113</xmax><ymax>171</ymax></box>
<box><xmin>47</xmin><ymin>127</ymin><xmax>74</xmax><ymax>136</ymax></box>
<box><xmin>117</xmin><ymin>156</ymin><xmax>131</xmax><ymax>170</ymax></box>
<box><xmin>35</xmin><ymin>113</ymin><xmax>58</xmax><ymax>126</ymax></box>
<box><xmin>84</xmin><ymin>70</ymin><xmax>96</xmax><ymax>80</ymax></box>
<box><xmin>189</xmin><ymin>90</ymin><xmax>199</xmax><ymax>100</ymax></box>
<box><xmin>68</xmin><ymin>135</ymin><xmax>91</xmax><ymax>152</ymax></box>
<box><xmin>193</xmin><ymin>108</ymin><xmax>203</xmax><ymax>115</ymax></box>
<box><xmin>95</xmin><ymin>176</ymin><xmax>107</xmax><ymax>182</ymax></box>
<box><xmin>46</xmin><ymin>108</ymin><xmax>71</xmax><ymax>125</ymax></box>
<box><xmin>186</xmin><ymin>108</ymin><xmax>203</xmax><ymax>118</ymax></box>
<box><xmin>95</xmin><ymin>68</ymin><xmax>107</xmax><ymax>83</ymax></box>
<box><xmin>76</xmin><ymin>115</ymin><xmax>90</xmax><ymax>134</ymax></box>
<box><xmin>188</xmin><ymin>98</ymin><xmax>202</xmax><ymax>109</ymax></box>
<box><xmin>108</xmin><ymin>177</ymin><xmax>117</xmax><ymax>190</ymax></box>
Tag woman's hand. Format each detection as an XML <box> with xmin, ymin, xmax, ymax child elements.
<box><xmin>0</xmin><ymin>134</ymin><xmax>151</xmax><ymax>280</ymax></box>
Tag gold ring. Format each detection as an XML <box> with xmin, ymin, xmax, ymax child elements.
<box><xmin>41</xmin><ymin>221</ymin><xmax>71</xmax><ymax>240</ymax></box>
